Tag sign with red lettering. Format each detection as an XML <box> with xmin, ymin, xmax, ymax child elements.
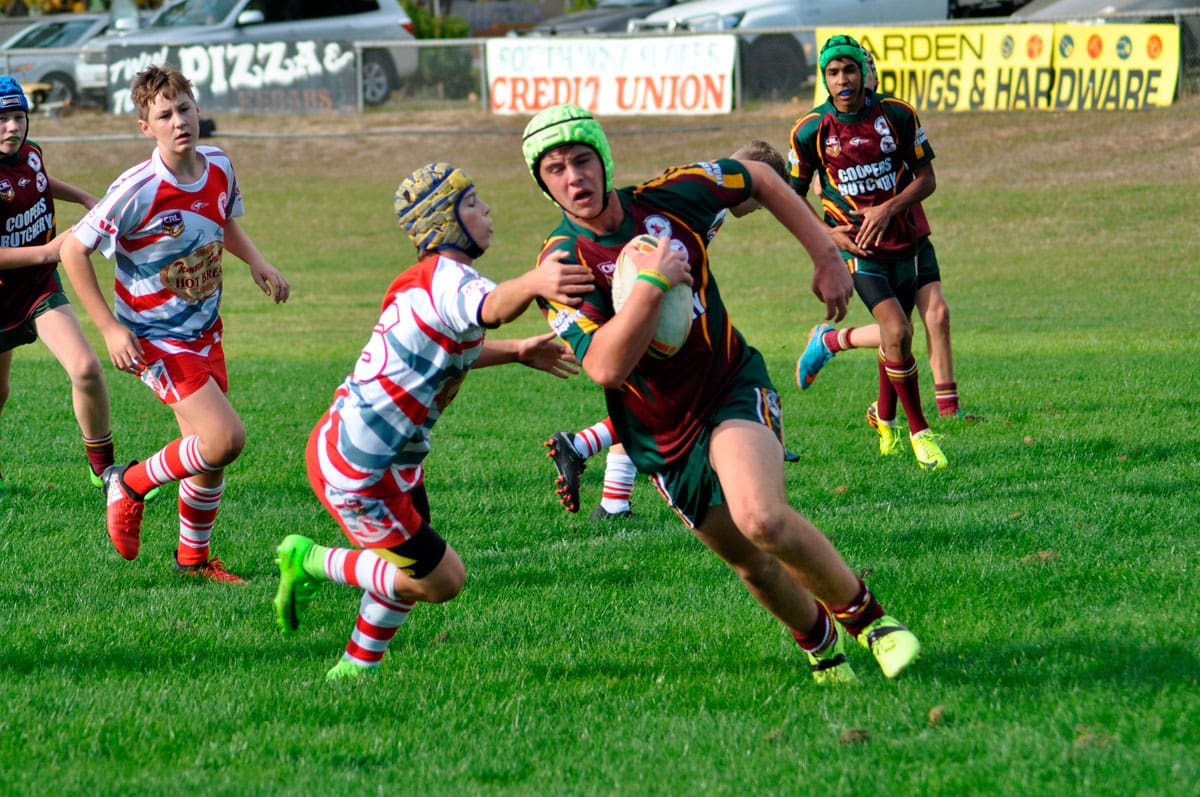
<box><xmin>485</xmin><ymin>35</ymin><xmax>736</xmax><ymax>115</ymax></box>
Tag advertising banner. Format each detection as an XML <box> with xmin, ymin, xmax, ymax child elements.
<box><xmin>814</xmin><ymin>23</ymin><xmax>1178</xmax><ymax>111</ymax></box>
<box><xmin>106</xmin><ymin>41</ymin><xmax>360</xmax><ymax>115</ymax></box>
<box><xmin>485</xmin><ymin>35</ymin><xmax>737</xmax><ymax>115</ymax></box>
<box><xmin>1048</xmin><ymin>23</ymin><xmax>1179</xmax><ymax>110</ymax></box>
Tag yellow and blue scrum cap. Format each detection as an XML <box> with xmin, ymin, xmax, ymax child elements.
<box><xmin>394</xmin><ymin>162</ymin><xmax>484</xmax><ymax>258</ymax></box>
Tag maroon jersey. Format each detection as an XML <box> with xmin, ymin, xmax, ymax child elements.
<box><xmin>788</xmin><ymin>91</ymin><xmax>933</xmax><ymax>260</ymax></box>
<box><xmin>537</xmin><ymin>158</ymin><xmax>760</xmax><ymax>471</ymax></box>
<box><xmin>0</xmin><ymin>141</ymin><xmax>58</xmax><ymax>331</ymax></box>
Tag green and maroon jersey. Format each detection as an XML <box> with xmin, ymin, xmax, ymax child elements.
<box><xmin>0</xmin><ymin>141</ymin><xmax>59</xmax><ymax>331</ymax></box>
<box><xmin>787</xmin><ymin>91</ymin><xmax>933</xmax><ymax>261</ymax></box>
<box><xmin>536</xmin><ymin>158</ymin><xmax>759</xmax><ymax>472</ymax></box>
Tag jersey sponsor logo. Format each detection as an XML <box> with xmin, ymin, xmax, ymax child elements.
<box><xmin>849</xmin><ymin>137</ymin><xmax>871</xmax><ymax>148</ymax></box>
<box><xmin>160</xmin><ymin>240</ymin><xmax>223</xmax><ymax>302</ymax></box>
<box><xmin>835</xmin><ymin>157</ymin><xmax>898</xmax><ymax>197</ymax></box>
<box><xmin>26</xmin><ymin>151</ymin><xmax>41</xmax><ymax>173</ymax></box>
<box><xmin>880</xmin><ymin>136</ymin><xmax>897</xmax><ymax>154</ymax></box>
<box><xmin>644</xmin><ymin>214</ymin><xmax>672</xmax><ymax>240</ymax></box>
<box><xmin>161</xmin><ymin>211</ymin><xmax>184</xmax><ymax>237</ymax></box>
<box><xmin>219</xmin><ymin>191</ymin><xmax>230</xmax><ymax>220</ymax></box>
<box><xmin>549</xmin><ymin>306</ymin><xmax>580</xmax><ymax>337</ymax></box>
<box><xmin>824</xmin><ymin>134</ymin><xmax>841</xmax><ymax>158</ymax></box>
<box><xmin>697</xmin><ymin>160</ymin><xmax>723</xmax><ymax>184</ymax></box>
<box><xmin>915</xmin><ymin>126</ymin><xmax>928</xmax><ymax>146</ymax></box>
<box><xmin>0</xmin><ymin>179</ymin><xmax>12</xmax><ymax>202</ymax></box>
<box><xmin>874</xmin><ymin>117</ymin><xmax>892</xmax><ymax>137</ymax></box>
<box><xmin>17</xmin><ymin>176</ymin><xmax>29</xmax><ymax>187</ymax></box>
<box><xmin>191</xmin><ymin>199</ymin><xmax>209</xmax><ymax>213</ymax></box>
<box><xmin>35</xmin><ymin>172</ymin><xmax>46</xmax><ymax>193</ymax></box>
<box><xmin>2</xmin><ymin>196</ymin><xmax>50</xmax><ymax>246</ymax></box>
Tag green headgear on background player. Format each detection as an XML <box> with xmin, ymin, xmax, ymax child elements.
<box><xmin>818</xmin><ymin>34</ymin><xmax>867</xmax><ymax>93</ymax></box>
<box><xmin>0</xmin><ymin>76</ymin><xmax>30</xmax><ymax>158</ymax></box>
<box><xmin>521</xmin><ymin>104</ymin><xmax>614</xmax><ymax>210</ymax></box>
<box><xmin>394</xmin><ymin>162</ymin><xmax>485</xmax><ymax>258</ymax></box>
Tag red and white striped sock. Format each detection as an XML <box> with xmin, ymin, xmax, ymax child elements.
<box><xmin>313</xmin><ymin>546</ymin><xmax>401</xmax><ymax>601</ymax></box>
<box><xmin>124</xmin><ymin>435</ymin><xmax>214</xmax><ymax>496</ymax></box>
<box><xmin>340</xmin><ymin>591</ymin><xmax>415</xmax><ymax>668</ymax></box>
<box><xmin>599</xmin><ymin>450</ymin><xmax>637</xmax><ymax>513</ymax></box>
<box><xmin>573</xmin><ymin>417</ymin><xmax>616</xmax><ymax>459</ymax></box>
<box><xmin>176</xmin><ymin>477</ymin><xmax>224</xmax><ymax>566</ymax></box>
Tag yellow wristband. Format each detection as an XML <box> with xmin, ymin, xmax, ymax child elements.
<box><xmin>637</xmin><ymin>270</ymin><xmax>671</xmax><ymax>293</ymax></box>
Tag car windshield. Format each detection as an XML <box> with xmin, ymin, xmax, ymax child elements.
<box><xmin>151</xmin><ymin>0</ymin><xmax>242</xmax><ymax>28</ymax></box>
<box><xmin>5</xmin><ymin>19</ymin><xmax>98</xmax><ymax>48</ymax></box>
<box><xmin>596</xmin><ymin>0</ymin><xmax>658</xmax><ymax>6</ymax></box>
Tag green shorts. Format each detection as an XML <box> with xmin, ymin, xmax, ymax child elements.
<box><xmin>649</xmin><ymin>350</ymin><xmax>783</xmax><ymax>529</ymax></box>
<box><xmin>0</xmin><ymin>290</ymin><xmax>69</xmax><ymax>354</ymax></box>
<box><xmin>915</xmin><ymin>236</ymin><xmax>941</xmax><ymax>289</ymax></box>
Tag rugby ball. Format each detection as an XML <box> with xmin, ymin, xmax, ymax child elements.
<box><xmin>610</xmin><ymin>234</ymin><xmax>693</xmax><ymax>359</ymax></box>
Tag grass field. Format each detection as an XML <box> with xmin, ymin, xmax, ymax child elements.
<box><xmin>1</xmin><ymin>100</ymin><xmax>1198</xmax><ymax>795</ymax></box>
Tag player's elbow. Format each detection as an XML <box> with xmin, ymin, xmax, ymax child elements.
<box><xmin>585</xmin><ymin>362</ymin><xmax>627</xmax><ymax>390</ymax></box>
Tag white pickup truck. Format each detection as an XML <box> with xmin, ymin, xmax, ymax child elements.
<box><xmin>628</xmin><ymin>0</ymin><xmax>1033</xmax><ymax>98</ymax></box>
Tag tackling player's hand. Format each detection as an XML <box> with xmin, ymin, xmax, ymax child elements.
<box><xmin>518</xmin><ymin>331</ymin><xmax>580</xmax><ymax>379</ymax></box>
<box><xmin>533</xmin><ymin>249</ymin><xmax>593</xmax><ymax>306</ymax></box>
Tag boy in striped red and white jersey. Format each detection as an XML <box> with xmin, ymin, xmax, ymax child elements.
<box><xmin>61</xmin><ymin>64</ymin><xmax>290</xmax><ymax>582</ymax></box>
<box><xmin>272</xmin><ymin>161</ymin><xmax>592</xmax><ymax>681</ymax></box>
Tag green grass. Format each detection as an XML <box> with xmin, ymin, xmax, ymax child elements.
<box><xmin>1</xmin><ymin>103</ymin><xmax>1198</xmax><ymax>795</ymax></box>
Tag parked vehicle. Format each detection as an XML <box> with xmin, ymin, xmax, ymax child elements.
<box><xmin>76</xmin><ymin>0</ymin><xmax>419</xmax><ymax>108</ymax></box>
<box><xmin>0</xmin><ymin>13</ymin><xmax>123</xmax><ymax>106</ymax></box>
<box><xmin>521</xmin><ymin>0</ymin><xmax>685</xmax><ymax>35</ymax></box>
<box><xmin>627</xmin><ymin>0</ymin><xmax>1025</xmax><ymax>98</ymax></box>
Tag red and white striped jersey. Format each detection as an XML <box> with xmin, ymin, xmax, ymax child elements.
<box><xmin>314</xmin><ymin>254</ymin><xmax>495</xmax><ymax>492</ymax></box>
<box><xmin>71</xmin><ymin>146</ymin><xmax>243</xmax><ymax>342</ymax></box>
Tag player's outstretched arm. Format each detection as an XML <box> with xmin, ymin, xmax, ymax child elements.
<box><xmin>476</xmin><ymin>331</ymin><xmax>579</xmax><ymax>377</ymax></box>
<box><xmin>49</xmin><ymin>176</ymin><xmax>99</xmax><ymax>210</ymax></box>
<box><xmin>223</xmin><ymin>218</ymin><xmax>290</xmax><ymax>304</ymax></box>
<box><xmin>745</xmin><ymin>160</ymin><xmax>852</xmax><ymax>322</ymax></box>
<box><xmin>0</xmin><ymin>236</ymin><xmax>61</xmax><ymax>271</ymax></box>
<box><xmin>479</xmin><ymin>249</ymin><xmax>593</xmax><ymax>327</ymax></box>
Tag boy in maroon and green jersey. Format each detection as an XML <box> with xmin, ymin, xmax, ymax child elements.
<box><xmin>536</xmin><ymin>160</ymin><xmax>756</xmax><ymax>474</ymax></box>
<box><xmin>788</xmin><ymin>33</ymin><xmax>948</xmax><ymax>470</ymax></box>
<box><xmin>523</xmin><ymin>102</ymin><xmax>923</xmax><ymax>685</ymax></box>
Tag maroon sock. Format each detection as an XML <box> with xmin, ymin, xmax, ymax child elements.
<box><xmin>84</xmin><ymin>433</ymin><xmax>115</xmax><ymax>477</ymax></box>
<box><xmin>790</xmin><ymin>603</ymin><xmax>836</xmax><ymax>653</ymax></box>
<box><xmin>830</xmin><ymin>581</ymin><xmax>885</xmax><ymax>637</ymax></box>
<box><xmin>935</xmin><ymin>382</ymin><xmax>959</xmax><ymax>415</ymax></box>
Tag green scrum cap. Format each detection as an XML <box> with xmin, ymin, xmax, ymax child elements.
<box><xmin>818</xmin><ymin>34</ymin><xmax>867</xmax><ymax>92</ymax></box>
<box><xmin>521</xmin><ymin>104</ymin><xmax>614</xmax><ymax>203</ymax></box>
<box><xmin>394</xmin><ymin>162</ymin><xmax>484</xmax><ymax>258</ymax></box>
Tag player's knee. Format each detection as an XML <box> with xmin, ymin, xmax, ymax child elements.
<box><xmin>69</xmin><ymin>353</ymin><xmax>105</xmax><ymax>392</ymax></box>
<box><xmin>200</xmin><ymin>421</ymin><xmax>246</xmax><ymax>466</ymax></box>
<box><xmin>416</xmin><ymin>553</ymin><xmax>465</xmax><ymax>603</ymax></box>
<box><xmin>924</xmin><ymin>300</ymin><xmax>949</xmax><ymax>334</ymax></box>
<box><xmin>734</xmin><ymin>504</ymin><xmax>796</xmax><ymax>552</ymax></box>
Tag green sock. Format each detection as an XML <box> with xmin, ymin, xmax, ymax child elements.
<box><xmin>301</xmin><ymin>541</ymin><xmax>331</xmax><ymax>581</ymax></box>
